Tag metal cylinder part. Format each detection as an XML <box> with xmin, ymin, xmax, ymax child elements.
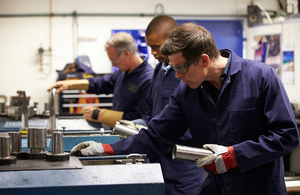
<box><xmin>43</xmin><ymin>102</ymin><xmax>50</xmax><ymax>116</ymax></box>
<box><xmin>0</xmin><ymin>102</ymin><xmax>5</xmax><ymax>114</ymax></box>
<box><xmin>27</xmin><ymin>127</ymin><xmax>47</xmax><ymax>154</ymax></box>
<box><xmin>51</xmin><ymin>131</ymin><xmax>64</xmax><ymax>154</ymax></box>
<box><xmin>0</xmin><ymin>136</ymin><xmax>17</xmax><ymax>165</ymax></box>
<box><xmin>46</xmin><ymin>131</ymin><xmax>70</xmax><ymax>162</ymax></box>
<box><xmin>113</xmin><ymin>122</ymin><xmax>139</xmax><ymax>136</ymax></box>
<box><xmin>16</xmin><ymin>91</ymin><xmax>29</xmax><ymax>129</ymax></box>
<box><xmin>49</xmin><ymin>88</ymin><xmax>56</xmax><ymax>131</ymax></box>
<box><xmin>172</xmin><ymin>144</ymin><xmax>214</xmax><ymax>161</ymax></box>
<box><xmin>0</xmin><ymin>136</ymin><xmax>10</xmax><ymax>158</ymax></box>
<box><xmin>8</xmin><ymin>132</ymin><xmax>21</xmax><ymax>154</ymax></box>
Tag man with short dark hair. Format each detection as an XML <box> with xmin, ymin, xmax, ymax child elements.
<box><xmin>71</xmin><ymin>23</ymin><xmax>299</xmax><ymax>194</ymax></box>
<box><xmin>133</xmin><ymin>15</ymin><xmax>206</xmax><ymax>195</ymax></box>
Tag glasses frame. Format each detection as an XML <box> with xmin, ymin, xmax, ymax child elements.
<box><xmin>110</xmin><ymin>51</ymin><xmax>124</xmax><ymax>64</ymax></box>
<box><xmin>169</xmin><ymin>59</ymin><xmax>195</xmax><ymax>74</ymax></box>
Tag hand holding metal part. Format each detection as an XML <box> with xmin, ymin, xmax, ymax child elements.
<box><xmin>113</xmin><ymin>120</ymin><xmax>147</xmax><ymax>138</ymax></box>
<box><xmin>120</xmin><ymin>120</ymin><xmax>147</xmax><ymax>131</ymax></box>
<box><xmin>195</xmin><ymin>144</ymin><xmax>238</xmax><ymax>175</ymax></box>
<box><xmin>172</xmin><ymin>144</ymin><xmax>214</xmax><ymax>161</ymax></box>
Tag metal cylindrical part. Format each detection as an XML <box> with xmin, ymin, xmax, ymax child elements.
<box><xmin>113</xmin><ymin>122</ymin><xmax>139</xmax><ymax>136</ymax></box>
<box><xmin>51</xmin><ymin>131</ymin><xmax>64</xmax><ymax>154</ymax></box>
<box><xmin>8</xmin><ymin>132</ymin><xmax>21</xmax><ymax>154</ymax></box>
<box><xmin>27</xmin><ymin>127</ymin><xmax>47</xmax><ymax>153</ymax></box>
<box><xmin>0</xmin><ymin>136</ymin><xmax>10</xmax><ymax>158</ymax></box>
<box><xmin>49</xmin><ymin>88</ymin><xmax>56</xmax><ymax>130</ymax></box>
<box><xmin>46</xmin><ymin>131</ymin><xmax>69</xmax><ymax>162</ymax></box>
<box><xmin>172</xmin><ymin>144</ymin><xmax>214</xmax><ymax>161</ymax></box>
<box><xmin>17</xmin><ymin>91</ymin><xmax>29</xmax><ymax>129</ymax></box>
<box><xmin>44</xmin><ymin>103</ymin><xmax>49</xmax><ymax>112</ymax></box>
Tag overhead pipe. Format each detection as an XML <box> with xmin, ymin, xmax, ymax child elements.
<box><xmin>0</xmin><ymin>13</ymin><xmax>247</xmax><ymax>18</ymax></box>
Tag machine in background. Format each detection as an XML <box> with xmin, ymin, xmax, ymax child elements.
<box><xmin>0</xmin><ymin>90</ymin><xmax>164</xmax><ymax>195</ymax></box>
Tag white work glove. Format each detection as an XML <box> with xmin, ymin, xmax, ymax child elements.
<box><xmin>195</xmin><ymin>144</ymin><xmax>238</xmax><ymax>175</ymax></box>
<box><xmin>120</xmin><ymin>120</ymin><xmax>147</xmax><ymax>131</ymax></box>
<box><xmin>70</xmin><ymin>141</ymin><xmax>104</xmax><ymax>156</ymax></box>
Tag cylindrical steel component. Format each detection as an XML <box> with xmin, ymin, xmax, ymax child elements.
<box><xmin>8</xmin><ymin>132</ymin><xmax>21</xmax><ymax>154</ymax></box>
<box><xmin>51</xmin><ymin>131</ymin><xmax>64</xmax><ymax>154</ymax></box>
<box><xmin>49</xmin><ymin>88</ymin><xmax>56</xmax><ymax>130</ymax></box>
<box><xmin>0</xmin><ymin>136</ymin><xmax>10</xmax><ymax>158</ymax></box>
<box><xmin>46</xmin><ymin>131</ymin><xmax>70</xmax><ymax>162</ymax></box>
<box><xmin>17</xmin><ymin>91</ymin><xmax>28</xmax><ymax>129</ymax></box>
<box><xmin>113</xmin><ymin>122</ymin><xmax>139</xmax><ymax>136</ymax></box>
<box><xmin>172</xmin><ymin>144</ymin><xmax>214</xmax><ymax>161</ymax></box>
<box><xmin>0</xmin><ymin>136</ymin><xmax>17</xmax><ymax>165</ymax></box>
<box><xmin>27</xmin><ymin>127</ymin><xmax>47</xmax><ymax>154</ymax></box>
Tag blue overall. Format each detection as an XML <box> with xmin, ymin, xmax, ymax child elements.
<box><xmin>142</xmin><ymin>62</ymin><xmax>206</xmax><ymax>195</ymax></box>
<box><xmin>111</xmin><ymin>50</ymin><xmax>299</xmax><ymax>195</ymax></box>
<box><xmin>87</xmin><ymin>59</ymin><xmax>153</xmax><ymax>120</ymax></box>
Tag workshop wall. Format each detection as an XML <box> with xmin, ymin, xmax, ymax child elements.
<box><xmin>1</xmin><ymin>0</ymin><xmax>299</xmax><ymax>110</ymax></box>
<box><xmin>246</xmin><ymin>19</ymin><xmax>300</xmax><ymax>104</ymax></box>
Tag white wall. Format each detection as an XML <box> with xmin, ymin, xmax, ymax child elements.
<box><xmin>1</xmin><ymin>0</ymin><xmax>299</xmax><ymax>109</ymax></box>
<box><xmin>246</xmin><ymin>18</ymin><xmax>300</xmax><ymax>104</ymax></box>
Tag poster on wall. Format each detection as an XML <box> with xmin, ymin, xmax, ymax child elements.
<box><xmin>254</xmin><ymin>34</ymin><xmax>281</xmax><ymax>75</ymax></box>
<box><xmin>282</xmin><ymin>43</ymin><xmax>295</xmax><ymax>84</ymax></box>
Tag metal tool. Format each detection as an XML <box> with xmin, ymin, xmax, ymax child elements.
<box><xmin>172</xmin><ymin>144</ymin><xmax>213</xmax><ymax>161</ymax></box>
<box><xmin>27</xmin><ymin>127</ymin><xmax>48</xmax><ymax>159</ymax></box>
<box><xmin>48</xmin><ymin>88</ymin><xmax>57</xmax><ymax>133</ymax></box>
<box><xmin>116</xmin><ymin>153</ymin><xmax>145</xmax><ymax>164</ymax></box>
<box><xmin>46</xmin><ymin>131</ymin><xmax>70</xmax><ymax>161</ymax></box>
<box><xmin>8</xmin><ymin>132</ymin><xmax>22</xmax><ymax>158</ymax></box>
<box><xmin>18</xmin><ymin>91</ymin><xmax>29</xmax><ymax>135</ymax></box>
<box><xmin>0</xmin><ymin>136</ymin><xmax>17</xmax><ymax>165</ymax></box>
<box><xmin>7</xmin><ymin>91</ymin><xmax>32</xmax><ymax>119</ymax></box>
<box><xmin>0</xmin><ymin>95</ymin><xmax>6</xmax><ymax>115</ymax></box>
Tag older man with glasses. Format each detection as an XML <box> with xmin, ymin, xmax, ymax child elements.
<box><xmin>48</xmin><ymin>32</ymin><xmax>154</xmax><ymax>127</ymax></box>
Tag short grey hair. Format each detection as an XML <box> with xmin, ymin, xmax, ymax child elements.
<box><xmin>105</xmin><ymin>32</ymin><xmax>138</xmax><ymax>54</ymax></box>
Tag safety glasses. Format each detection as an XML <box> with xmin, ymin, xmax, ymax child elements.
<box><xmin>169</xmin><ymin>59</ymin><xmax>194</xmax><ymax>74</ymax></box>
<box><xmin>110</xmin><ymin>51</ymin><xmax>124</xmax><ymax>64</ymax></box>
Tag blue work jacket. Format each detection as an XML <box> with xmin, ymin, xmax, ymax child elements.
<box><xmin>143</xmin><ymin>62</ymin><xmax>205</xmax><ymax>195</ymax></box>
<box><xmin>111</xmin><ymin>50</ymin><xmax>299</xmax><ymax>195</ymax></box>
<box><xmin>87</xmin><ymin>59</ymin><xmax>153</xmax><ymax>120</ymax></box>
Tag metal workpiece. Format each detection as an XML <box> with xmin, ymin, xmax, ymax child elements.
<box><xmin>0</xmin><ymin>136</ymin><xmax>17</xmax><ymax>166</ymax></box>
<box><xmin>46</xmin><ymin>131</ymin><xmax>70</xmax><ymax>162</ymax></box>
<box><xmin>51</xmin><ymin>131</ymin><xmax>64</xmax><ymax>154</ymax></box>
<box><xmin>17</xmin><ymin>91</ymin><xmax>29</xmax><ymax>129</ymax></box>
<box><xmin>116</xmin><ymin>153</ymin><xmax>145</xmax><ymax>164</ymax></box>
<box><xmin>172</xmin><ymin>144</ymin><xmax>214</xmax><ymax>161</ymax></box>
<box><xmin>8</xmin><ymin>132</ymin><xmax>21</xmax><ymax>156</ymax></box>
<box><xmin>48</xmin><ymin>88</ymin><xmax>56</xmax><ymax>132</ymax></box>
<box><xmin>27</xmin><ymin>127</ymin><xmax>47</xmax><ymax>159</ymax></box>
<box><xmin>42</xmin><ymin>102</ymin><xmax>50</xmax><ymax>116</ymax></box>
<box><xmin>0</xmin><ymin>136</ymin><xmax>10</xmax><ymax>158</ymax></box>
<box><xmin>113</xmin><ymin>121</ymin><xmax>139</xmax><ymax>137</ymax></box>
<box><xmin>7</xmin><ymin>91</ymin><xmax>38</xmax><ymax>119</ymax></box>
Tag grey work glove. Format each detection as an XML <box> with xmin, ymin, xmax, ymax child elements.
<box><xmin>70</xmin><ymin>141</ymin><xmax>104</xmax><ymax>156</ymax></box>
<box><xmin>195</xmin><ymin>144</ymin><xmax>238</xmax><ymax>175</ymax></box>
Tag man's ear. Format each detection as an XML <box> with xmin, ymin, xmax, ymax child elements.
<box><xmin>122</xmin><ymin>50</ymin><xmax>131</xmax><ymax>58</ymax></box>
<box><xmin>201</xmin><ymin>54</ymin><xmax>210</xmax><ymax>67</ymax></box>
